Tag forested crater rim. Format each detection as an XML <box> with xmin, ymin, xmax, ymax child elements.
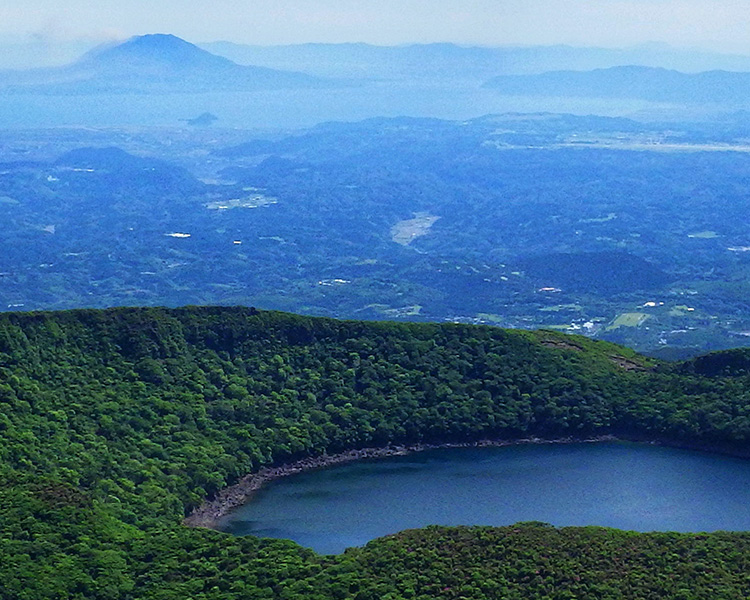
<box><xmin>5</xmin><ymin>304</ymin><xmax>750</xmax><ymax>595</ymax></box>
<box><xmin>4</xmin><ymin>305</ymin><xmax>750</xmax><ymax>538</ymax></box>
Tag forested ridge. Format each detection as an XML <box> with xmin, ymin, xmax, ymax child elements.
<box><xmin>2</xmin><ymin>305</ymin><xmax>750</xmax><ymax>599</ymax></box>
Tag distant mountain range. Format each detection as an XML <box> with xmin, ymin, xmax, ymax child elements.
<box><xmin>201</xmin><ymin>41</ymin><xmax>750</xmax><ymax>82</ymax></box>
<box><xmin>0</xmin><ymin>34</ymin><xmax>328</xmax><ymax>94</ymax></box>
<box><xmin>5</xmin><ymin>34</ymin><xmax>750</xmax><ymax>125</ymax></box>
<box><xmin>484</xmin><ymin>66</ymin><xmax>750</xmax><ymax>104</ymax></box>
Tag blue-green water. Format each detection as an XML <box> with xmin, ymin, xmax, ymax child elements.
<box><xmin>218</xmin><ymin>442</ymin><xmax>750</xmax><ymax>554</ymax></box>
<box><xmin>0</xmin><ymin>88</ymin><xmax>662</xmax><ymax>129</ymax></box>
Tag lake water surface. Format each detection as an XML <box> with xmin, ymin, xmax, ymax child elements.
<box><xmin>218</xmin><ymin>442</ymin><xmax>750</xmax><ymax>554</ymax></box>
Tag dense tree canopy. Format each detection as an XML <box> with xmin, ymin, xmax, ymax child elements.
<box><xmin>1</xmin><ymin>306</ymin><xmax>750</xmax><ymax>599</ymax></box>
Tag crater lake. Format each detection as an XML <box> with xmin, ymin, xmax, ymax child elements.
<box><xmin>218</xmin><ymin>442</ymin><xmax>750</xmax><ymax>554</ymax></box>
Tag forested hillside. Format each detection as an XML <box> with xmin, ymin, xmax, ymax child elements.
<box><xmin>10</xmin><ymin>115</ymin><xmax>750</xmax><ymax>356</ymax></box>
<box><xmin>2</xmin><ymin>306</ymin><xmax>750</xmax><ymax>599</ymax></box>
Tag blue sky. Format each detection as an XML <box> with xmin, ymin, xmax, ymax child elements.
<box><xmin>2</xmin><ymin>0</ymin><xmax>749</xmax><ymax>52</ymax></box>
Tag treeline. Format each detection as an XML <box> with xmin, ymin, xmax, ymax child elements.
<box><xmin>1</xmin><ymin>306</ymin><xmax>750</xmax><ymax>598</ymax></box>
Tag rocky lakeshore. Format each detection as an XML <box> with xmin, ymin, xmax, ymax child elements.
<box><xmin>184</xmin><ymin>435</ymin><xmax>620</xmax><ymax>529</ymax></box>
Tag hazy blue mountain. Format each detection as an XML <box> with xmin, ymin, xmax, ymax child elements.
<box><xmin>201</xmin><ymin>41</ymin><xmax>503</xmax><ymax>81</ymax></box>
<box><xmin>54</xmin><ymin>146</ymin><xmax>194</xmax><ymax>183</ymax></box>
<box><xmin>201</xmin><ymin>41</ymin><xmax>750</xmax><ymax>81</ymax></box>
<box><xmin>182</xmin><ymin>112</ymin><xmax>219</xmax><ymax>126</ymax></box>
<box><xmin>484</xmin><ymin>66</ymin><xmax>750</xmax><ymax>104</ymax></box>
<box><xmin>0</xmin><ymin>34</ymin><xmax>328</xmax><ymax>94</ymax></box>
<box><xmin>516</xmin><ymin>252</ymin><xmax>671</xmax><ymax>295</ymax></box>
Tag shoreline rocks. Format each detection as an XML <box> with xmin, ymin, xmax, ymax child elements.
<box><xmin>183</xmin><ymin>435</ymin><xmax>618</xmax><ymax>529</ymax></box>
<box><xmin>183</xmin><ymin>434</ymin><xmax>750</xmax><ymax>530</ymax></box>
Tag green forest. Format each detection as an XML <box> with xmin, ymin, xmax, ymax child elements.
<box><xmin>2</xmin><ymin>306</ymin><xmax>750</xmax><ymax>599</ymax></box>
<box><xmin>9</xmin><ymin>115</ymin><xmax>750</xmax><ymax>357</ymax></box>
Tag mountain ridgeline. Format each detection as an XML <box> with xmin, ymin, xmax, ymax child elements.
<box><xmin>0</xmin><ymin>34</ymin><xmax>328</xmax><ymax>94</ymax></box>
<box><xmin>201</xmin><ymin>40</ymin><xmax>750</xmax><ymax>81</ymax></box>
<box><xmin>484</xmin><ymin>65</ymin><xmax>750</xmax><ymax>104</ymax></box>
<box><xmin>2</xmin><ymin>305</ymin><xmax>750</xmax><ymax>598</ymax></box>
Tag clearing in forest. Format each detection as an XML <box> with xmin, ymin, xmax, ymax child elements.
<box><xmin>391</xmin><ymin>212</ymin><xmax>440</xmax><ymax>246</ymax></box>
<box><xmin>608</xmin><ymin>312</ymin><xmax>650</xmax><ymax>330</ymax></box>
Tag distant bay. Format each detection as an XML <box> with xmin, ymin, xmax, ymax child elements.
<box><xmin>219</xmin><ymin>442</ymin><xmax>750</xmax><ymax>554</ymax></box>
<box><xmin>0</xmin><ymin>86</ymin><xmax>664</xmax><ymax>129</ymax></box>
